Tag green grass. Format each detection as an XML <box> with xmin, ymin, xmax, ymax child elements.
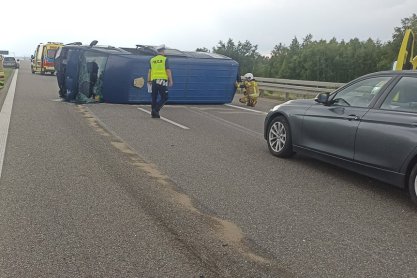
<box><xmin>236</xmin><ymin>89</ymin><xmax>316</xmax><ymax>101</ymax></box>
<box><xmin>261</xmin><ymin>90</ymin><xmax>316</xmax><ymax>101</ymax></box>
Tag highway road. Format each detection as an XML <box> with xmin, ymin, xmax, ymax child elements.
<box><xmin>1</xmin><ymin>61</ymin><xmax>417</xmax><ymax>277</ymax></box>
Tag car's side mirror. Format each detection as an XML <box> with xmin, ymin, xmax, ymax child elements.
<box><xmin>315</xmin><ymin>92</ymin><xmax>330</xmax><ymax>105</ymax></box>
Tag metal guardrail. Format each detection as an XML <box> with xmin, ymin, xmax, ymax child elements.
<box><xmin>256</xmin><ymin>77</ymin><xmax>346</xmax><ymax>97</ymax></box>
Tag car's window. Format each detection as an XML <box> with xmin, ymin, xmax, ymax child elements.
<box><xmin>4</xmin><ymin>57</ymin><xmax>15</xmax><ymax>61</ymax></box>
<box><xmin>55</xmin><ymin>47</ymin><xmax>62</xmax><ymax>59</ymax></box>
<box><xmin>381</xmin><ymin>77</ymin><xmax>417</xmax><ymax>112</ymax></box>
<box><xmin>331</xmin><ymin>76</ymin><xmax>391</xmax><ymax>107</ymax></box>
<box><xmin>47</xmin><ymin>49</ymin><xmax>57</xmax><ymax>59</ymax></box>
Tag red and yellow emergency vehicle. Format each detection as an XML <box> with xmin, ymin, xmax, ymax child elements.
<box><xmin>31</xmin><ymin>42</ymin><xmax>63</xmax><ymax>75</ymax></box>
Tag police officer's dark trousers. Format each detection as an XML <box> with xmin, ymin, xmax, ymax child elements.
<box><xmin>151</xmin><ymin>80</ymin><xmax>168</xmax><ymax>117</ymax></box>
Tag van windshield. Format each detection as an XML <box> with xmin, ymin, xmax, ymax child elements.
<box><xmin>77</xmin><ymin>51</ymin><xmax>108</xmax><ymax>102</ymax></box>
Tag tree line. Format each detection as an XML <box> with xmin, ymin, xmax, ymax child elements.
<box><xmin>196</xmin><ymin>14</ymin><xmax>417</xmax><ymax>83</ymax></box>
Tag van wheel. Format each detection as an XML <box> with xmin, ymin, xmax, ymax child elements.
<box><xmin>267</xmin><ymin>116</ymin><xmax>294</xmax><ymax>158</ymax></box>
<box><xmin>408</xmin><ymin>163</ymin><xmax>417</xmax><ymax>205</ymax></box>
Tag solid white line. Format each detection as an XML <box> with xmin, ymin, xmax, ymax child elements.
<box><xmin>224</xmin><ymin>104</ymin><xmax>268</xmax><ymax>115</ymax></box>
<box><xmin>0</xmin><ymin>69</ymin><xmax>18</xmax><ymax>179</ymax></box>
<box><xmin>137</xmin><ymin>108</ymin><xmax>190</xmax><ymax>130</ymax></box>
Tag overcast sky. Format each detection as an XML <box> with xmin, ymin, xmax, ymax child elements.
<box><xmin>2</xmin><ymin>0</ymin><xmax>417</xmax><ymax>57</ymax></box>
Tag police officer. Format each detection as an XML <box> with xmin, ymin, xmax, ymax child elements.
<box><xmin>147</xmin><ymin>44</ymin><xmax>173</xmax><ymax>118</ymax></box>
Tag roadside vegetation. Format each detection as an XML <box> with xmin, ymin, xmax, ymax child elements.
<box><xmin>198</xmin><ymin>14</ymin><xmax>417</xmax><ymax>83</ymax></box>
<box><xmin>0</xmin><ymin>68</ymin><xmax>13</xmax><ymax>90</ymax></box>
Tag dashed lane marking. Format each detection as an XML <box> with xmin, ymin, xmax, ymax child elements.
<box><xmin>224</xmin><ymin>104</ymin><xmax>268</xmax><ymax>115</ymax></box>
<box><xmin>137</xmin><ymin>108</ymin><xmax>190</xmax><ymax>130</ymax></box>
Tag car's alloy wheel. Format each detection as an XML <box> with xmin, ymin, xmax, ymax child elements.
<box><xmin>267</xmin><ymin>116</ymin><xmax>293</xmax><ymax>157</ymax></box>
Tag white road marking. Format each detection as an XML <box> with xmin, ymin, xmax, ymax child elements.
<box><xmin>136</xmin><ymin>105</ymin><xmax>186</xmax><ymax>109</ymax></box>
<box><xmin>0</xmin><ymin>69</ymin><xmax>18</xmax><ymax>179</ymax></box>
<box><xmin>188</xmin><ymin>107</ymin><xmax>263</xmax><ymax>138</ymax></box>
<box><xmin>224</xmin><ymin>104</ymin><xmax>268</xmax><ymax>115</ymax></box>
<box><xmin>192</xmin><ymin>107</ymin><xmax>235</xmax><ymax>111</ymax></box>
<box><xmin>218</xmin><ymin>111</ymin><xmax>261</xmax><ymax>114</ymax></box>
<box><xmin>137</xmin><ymin>108</ymin><xmax>190</xmax><ymax>130</ymax></box>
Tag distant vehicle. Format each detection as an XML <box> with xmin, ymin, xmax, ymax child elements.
<box><xmin>264</xmin><ymin>70</ymin><xmax>417</xmax><ymax>205</ymax></box>
<box><xmin>3</xmin><ymin>57</ymin><xmax>18</xmax><ymax>69</ymax></box>
<box><xmin>54</xmin><ymin>41</ymin><xmax>239</xmax><ymax>103</ymax></box>
<box><xmin>31</xmin><ymin>42</ymin><xmax>63</xmax><ymax>75</ymax></box>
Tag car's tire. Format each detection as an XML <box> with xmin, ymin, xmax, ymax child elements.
<box><xmin>267</xmin><ymin>116</ymin><xmax>294</xmax><ymax>158</ymax></box>
<box><xmin>408</xmin><ymin>163</ymin><xmax>417</xmax><ymax>205</ymax></box>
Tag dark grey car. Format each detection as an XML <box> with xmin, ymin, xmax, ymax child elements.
<box><xmin>3</xmin><ymin>56</ymin><xmax>18</xmax><ymax>68</ymax></box>
<box><xmin>264</xmin><ymin>70</ymin><xmax>417</xmax><ymax>204</ymax></box>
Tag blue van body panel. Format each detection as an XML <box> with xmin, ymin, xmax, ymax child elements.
<box><xmin>56</xmin><ymin>45</ymin><xmax>239</xmax><ymax>104</ymax></box>
<box><xmin>102</xmin><ymin>54</ymin><xmax>239</xmax><ymax>104</ymax></box>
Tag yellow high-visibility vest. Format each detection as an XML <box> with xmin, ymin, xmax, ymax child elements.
<box><xmin>150</xmin><ymin>55</ymin><xmax>168</xmax><ymax>80</ymax></box>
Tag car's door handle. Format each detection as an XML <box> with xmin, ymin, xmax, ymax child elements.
<box><xmin>346</xmin><ymin>115</ymin><xmax>360</xmax><ymax>121</ymax></box>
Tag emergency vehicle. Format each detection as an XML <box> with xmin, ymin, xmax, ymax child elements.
<box><xmin>394</xmin><ymin>29</ymin><xmax>417</xmax><ymax>71</ymax></box>
<box><xmin>31</xmin><ymin>42</ymin><xmax>63</xmax><ymax>75</ymax></box>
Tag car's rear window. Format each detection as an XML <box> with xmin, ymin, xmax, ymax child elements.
<box><xmin>4</xmin><ymin>57</ymin><xmax>15</xmax><ymax>61</ymax></box>
<box><xmin>47</xmin><ymin>49</ymin><xmax>57</xmax><ymax>59</ymax></box>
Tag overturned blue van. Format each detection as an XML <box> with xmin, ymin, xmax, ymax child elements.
<box><xmin>54</xmin><ymin>42</ymin><xmax>239</xmax><ymax>104</ymax></box>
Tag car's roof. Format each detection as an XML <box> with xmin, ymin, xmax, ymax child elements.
<box><xmin>364</xmin><ymin>70</ymin><xmax>417</xmax><ymax>77</ymax></box>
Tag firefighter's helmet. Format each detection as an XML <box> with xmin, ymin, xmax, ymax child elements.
<box><xmin>244</xmin><ymin>73</ymin><xmax>254</xmax><ymax>81</ymax></box>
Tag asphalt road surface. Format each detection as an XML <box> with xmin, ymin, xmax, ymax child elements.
<box><xmin>1</xmin><ymin>61</ymin><xmax>417</xmax><ymax>277</ymax></box>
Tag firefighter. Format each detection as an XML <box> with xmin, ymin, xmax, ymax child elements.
<box><xmin>238</xmin><ymin>73</ymin><xmax>259</xmax><ymax>107</ymax></box>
